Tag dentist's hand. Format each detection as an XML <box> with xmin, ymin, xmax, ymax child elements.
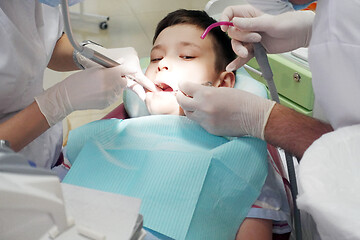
<box><xmin>75</xmin><ymin>45</ymin><xmax>157</xmax><ymax>92</ymax></box>
<box><xmin>176</xmin><ymin>81</ymin><xmax>275</xmax><ymax>139</ymax></box>
<box><xmin>35</xmin><ymin>65</ymin><xmax>128</xmax><ymax>126</ymax></box>
<box><xmin>220</xmin><ymin>5</ymin><xmax>315</xmax><ymax>71</ymax></box>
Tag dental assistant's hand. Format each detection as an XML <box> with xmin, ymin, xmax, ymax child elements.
<box><xmin>220</xmin><ymin>4</ymin><xmax>315</xmax><ymax>71</ymax></box>
<box><xmin>35</xmin><ymin>65</ymin><xmax>128</xmax><ymax>126</ymax></box>
<box><xmin>75</xmin><ymin>45</ymin><xmax>157</xmax><ymax>92</ymax></box>
<box><xmin>176</xmin><ymin>81</ymin><xmax>275</xmax><ymax>139</ymax></box>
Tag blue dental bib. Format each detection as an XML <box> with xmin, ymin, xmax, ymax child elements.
<box><xmin>63</xmin><ymin>115</ymin><xmax>268</xmax><ymax>240</ymax></box>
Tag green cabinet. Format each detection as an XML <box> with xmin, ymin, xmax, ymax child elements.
<box><xmin>246</xmin><ymin>53</ymin><xmax>314</xmax><ymax>116</ymax></box>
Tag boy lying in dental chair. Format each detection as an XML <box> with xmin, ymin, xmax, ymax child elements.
<box><xmin>63</xmin><ymin>9</ymin><xmax>291</xmax><ymax>240</ymax></box>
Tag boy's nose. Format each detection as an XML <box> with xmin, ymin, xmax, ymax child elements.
<box><xmin>157</xmin><ymin>58</ymin><xmax>169</xmax><ymax>71</ymax></box>
<box><xmin>158</xmin><ymin>66</ymin><xmax>168</xmax><ymax>71</ymax></box>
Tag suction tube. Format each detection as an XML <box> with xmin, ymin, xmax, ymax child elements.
<box><xmin>253</xmin><ymin>43</ymin><xmax>302</xmax><ymax>240</ymax></box>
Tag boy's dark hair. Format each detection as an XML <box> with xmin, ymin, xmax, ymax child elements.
<box><xmin>153</xmin><ymin>9</ymin><xmax>236</xmax><ymax>73</ymax></box>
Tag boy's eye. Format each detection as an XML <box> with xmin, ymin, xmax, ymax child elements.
<box><xmin>151</xmin><ymin>57</ymin><xmax>163</xmax><ymax>62</ymax></box>
<box><xmin>180</xmin><ymin>56</ymin><xmax>195</xmax><ymax>60</ymax></box>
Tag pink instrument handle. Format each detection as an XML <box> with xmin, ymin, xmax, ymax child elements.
<box><xmin>200</xmin><ymin>21</ymin><xmax>234</xmax><ymax>39</ymax></box>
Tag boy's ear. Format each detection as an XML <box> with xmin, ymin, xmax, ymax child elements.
<box><xmin>216</xmin><ymin>71</ymin><xmax>236</xmax><ymax>88</ymax></box>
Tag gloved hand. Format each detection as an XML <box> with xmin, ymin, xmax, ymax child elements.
<box><xmin>176</xmin><ymin>81</ymin><xmax>276</xmax><ymax>140</ymax></box>
<box><xmin>74</xmin><ymin>45</ymin><xmax>157</xmax><ymax>92</ymax></box>
<box><xmin>35</xmin><ymin>65</ymin><xmax>128</xmax><ymax>126</ymax></box>
<box><xmin>220</xmin><ymin>4</ymin><xmax>315</xmax><ymax>71</ymax></box>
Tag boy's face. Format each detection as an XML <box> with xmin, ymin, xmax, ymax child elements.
<box><xmin>145</xmin><ymin>24</ymin><xmax>221</xmax><ymax>115</ymax></box>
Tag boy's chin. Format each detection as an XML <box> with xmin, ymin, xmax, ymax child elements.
<box><xmin>145</xmin><ymin>92</ymin><xmax>182</xmax><ymax>115</ymax></box>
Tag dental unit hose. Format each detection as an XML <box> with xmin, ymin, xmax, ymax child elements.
<box><xmin>60</xmin><ymin>0</ymin><xmax>120</xmax><ymax>68</ymax></box>
<box><xmin>253</xmin><ymin>43</ymin><xmax>302</xmax><ymax>240</ymax></box>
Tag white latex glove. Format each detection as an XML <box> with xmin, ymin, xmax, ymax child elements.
<box><xmin>126</xmin><ymin>79</ymin><xmax>146</xmax><ymax>101</ymax></box>
<box><xmin>176</xmin><ymin>81</ymin><xmax>276</xmax><ymax>139</ymax></box>
<box><xmin>220</xmin><ymin>4</ymin><xmax>315</xmax><ymax>71</ymax></box>
<box><xmin>35</xmin><ymin>65</ymin><xmax>127</xmax><ymax>126</ymax></box>
<box><xmin>75</xmin><ymin>45</ymin><xmax>157</xmax><ymax>92</ymax></box>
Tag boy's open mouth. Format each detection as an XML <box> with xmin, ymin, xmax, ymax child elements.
<box><xmin>157</xmin><ymin>83</ymin><xmax>174</xmax><ymax>92</ymax></box>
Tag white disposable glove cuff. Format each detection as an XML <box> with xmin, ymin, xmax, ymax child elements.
<box><xmin>260</xmin><ymin>100</ymin><xmax>276</xmax><ymax>140</ymax></box>
<box><xmin>35</xmin><ymin>82</ymin><xmax>73</xmax><ymax>127</ymax></box>
<box><xmin>240</xmin><ymin>96</ymin><xmax>275</xmax><ymax>140</ymax></box>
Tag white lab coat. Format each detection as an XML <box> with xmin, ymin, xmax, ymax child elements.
<box><xmin>297</xmin><ymin>1</ymin><xmax>360</xmax><ymax>239</ymax></box>
<box><xmin>309</xmin><ymin>0</ymin><xmax>360</xmax><ymax>129</ymax></box>
<box><xmin>297</xmin><ymin>124</ymin><xmax>360</xmax><ymax>240</ymax></box>
<box><xmin>0</xmin><ymin>1</ymin><xmax>64</xmax><ymax>168</ymax></box>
